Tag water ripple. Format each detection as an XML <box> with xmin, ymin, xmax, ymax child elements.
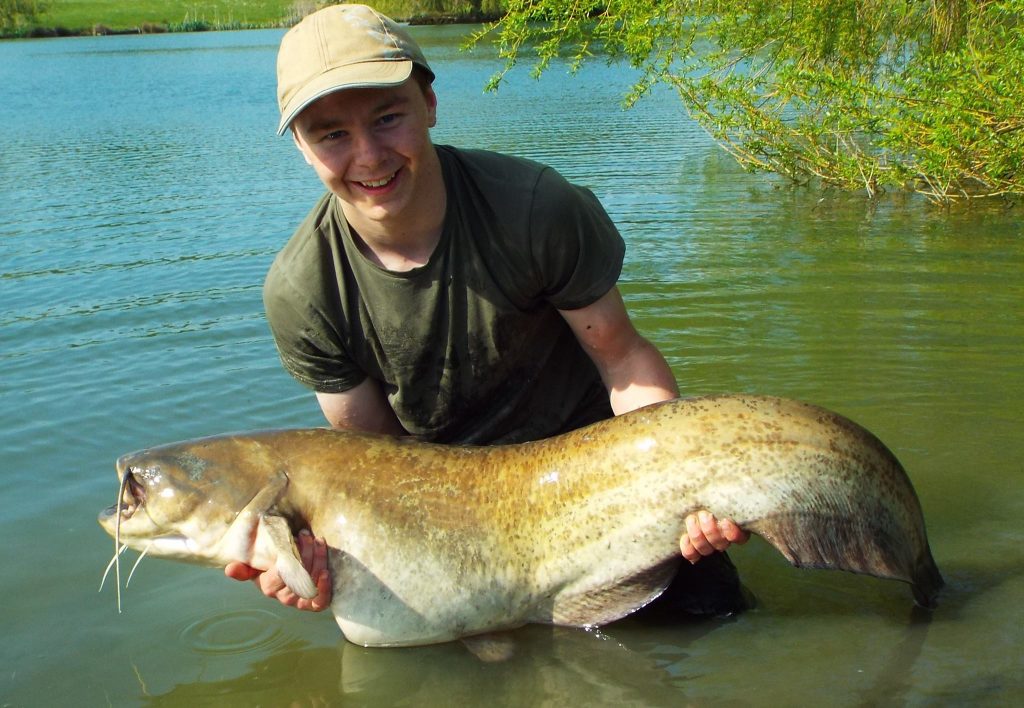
<box><xmin>179</xmin><ymin>608</ymin><xmax>288</xmax><ymax>656</ymax></box>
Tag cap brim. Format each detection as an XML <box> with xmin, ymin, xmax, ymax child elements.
<box><xmin>276</xmin><ymin>60</ymin><xmax>414</xmax><ymax>136</ymax></box>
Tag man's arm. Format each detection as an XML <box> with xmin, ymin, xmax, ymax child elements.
<box><xmin>558</xmin><ymin>286</ymin><xmax>679</xmax><ymax>412</ymax></box>
<box><xmin>559</xmin><ymin>286</ymin><xmax>750</xmax><ymax>561</ymax></box>
<box><xmin>315</xmin><ymin>377</ymin><xmax>407</xmax><ymax>435</ymax></box>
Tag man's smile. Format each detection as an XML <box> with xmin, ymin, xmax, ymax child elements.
<box><xmin>357</xmin><ymin>171</ymin><xmax>398</xmax><ymax>190</ymax></box>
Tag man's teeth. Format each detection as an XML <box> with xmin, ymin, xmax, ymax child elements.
<box><xmin>360</xmin><ymin>173</ymin><xmax>395</xmax><ymax>188</ymax></box>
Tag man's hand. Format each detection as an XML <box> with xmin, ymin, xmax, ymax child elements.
<box><xmin>224</xmin><ymin>530</ymin><xmax>333</xmax><ymax>611</ymax></box>
<box><xmin>680</xmin><ymin>511</ymin><xmax>750</xmax><ymax>563</ymax></box>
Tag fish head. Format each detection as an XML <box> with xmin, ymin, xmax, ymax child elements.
<box><xmin>98</xmin><ymin>434</ymin><xmax>283</xmax><ymax>566</ymax></box>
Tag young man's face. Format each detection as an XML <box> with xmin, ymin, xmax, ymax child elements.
<box><xmin>291</xmin><ymin>78</ymin><xmax>439</xmax><ymax>231</ymax></box>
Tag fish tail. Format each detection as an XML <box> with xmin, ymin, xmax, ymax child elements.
<box><xmin>910</xmin><ymin>546</ymin><xmax>945</xmax><ymax>609</ymax></box>
<box><xmin>746</xmin><ymin>509</ymin><xmax>940</xmax><ymax>607</ymax></box>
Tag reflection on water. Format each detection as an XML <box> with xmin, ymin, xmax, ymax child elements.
<box><xmin>146</xmin><ymin>627</ymin><xmax>700</xmax><ymax>707</ymax></box>
<box><xmin>130</xmin><ymin>614</ymin><xmax>944</xmax><ymax>707</ymax></box>
<box><xmin>1</xmin><ymin>26</ymin><xmax>1022</xmax><ymax>707</ymax></box>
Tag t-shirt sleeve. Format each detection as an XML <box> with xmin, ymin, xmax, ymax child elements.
<box><xmin>528</xmin><ymin>167</ymin><xmax>625</xmax><ymax>310</ymax></box>
<box><xmin>263</xmin><ymin>251</ymin><xmax>367</xmax><ymax>394</ymax></box>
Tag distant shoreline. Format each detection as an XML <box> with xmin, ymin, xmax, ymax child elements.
<box><xmin>1</xmin><ymin>11</ymin><xmax>499</xmax><ymax>40</ymax></box>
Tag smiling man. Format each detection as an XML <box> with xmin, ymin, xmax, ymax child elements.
<box><xmin>226</xmin><ymin>3</ymin><xmax>749</xmax><ymax>616</ymax></box>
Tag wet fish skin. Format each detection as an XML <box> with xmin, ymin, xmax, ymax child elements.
<box><xmin>98</xmin><ymin>394</ymin><xmax>943</xmax><ymax>646</ymax></box>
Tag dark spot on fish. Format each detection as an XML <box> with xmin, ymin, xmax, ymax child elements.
<box><xmin>175</xmin><ymin>452</ymin><xmax>208</xmax><ymax>481</ymax></box>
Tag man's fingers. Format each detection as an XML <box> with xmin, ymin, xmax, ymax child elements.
<box><xmin>698</xmin><ymin>511</ymin><xmax>733</xmax><ymax>551</ymax></box>
<box><xmin>294</xmin><ymin>538</ymin><xmax>332</xmax><ymax>612</ymax></box>
<box><xmin>276</xmin><ymin>585</ymin><xmax>303</xmax><ymax>607</ymax></box>
<box><xmin>310</xmin><ymin>535</ymin><xmax>328</xmax><ymax>575</ymax></box>
<box><xmin>680</xmin><ymin>512</ymin><xmax>749</xmax><ymax>563</ymax></box>
<box><xmin>299</xmin><ymin>529</ymin><xmax>315</xmax><ymax>569</ymax></box>
<box><xmin>312</xmin><ymin>567</ymin><xmax>332</xmax><ymax>611</ymax></box>
<box><xmin>684</xmin><ymin>513</ymin><xmax>715</xmax><ymax>559</ymax></box>
<box><xmin>257</xmin><ymin>565</ymin><xmax>289</xmax><ymax>598</ymax></box>
<box><xmin>719</xmin><ymin>518</ymin><xmax>751</xmax><ymax>545</ymax></box>
<box><xmin>296</xmin><ymin>569</ymin><xmax>332</xmax><ymax>612</ymax></box>
<box><xmin>224</xmin><ymin>562</ymin><xmax>259</xmax><ymax>582</ymax></box>
<box><xmin>679</xmin><ymin>534</ymin><xmax>698</xmax><ymax>563</ymax></box>
<box><xmin>309</xmin><ymin>537</ymin><xmax>332</xmax><ymax>610</ymax></box>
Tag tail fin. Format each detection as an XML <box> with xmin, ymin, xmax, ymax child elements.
<box><xmin>746</xmin><ymin>511</ymin><xmax>943</xmax><ymax>608</ymax></box>
<box><xmin>910</xmin><ymin>546</ymin><xmax>945</xmax><ymax>609</ymax></box>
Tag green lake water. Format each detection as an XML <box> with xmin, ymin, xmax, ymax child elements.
<box><xmin>1</xmin><ymin>25</ymin><xmax>1022</xmax><ymax>706</ymax></box>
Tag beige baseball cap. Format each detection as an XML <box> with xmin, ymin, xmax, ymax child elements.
<box><xmin>276</xmin><ymin>4</ymin><xmax>434</xmax><ymax>136</ymax></box>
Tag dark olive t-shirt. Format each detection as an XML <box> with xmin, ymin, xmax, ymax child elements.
<box><xmin>263</xmin><ymin>146</ymin><xmax>625</xmax><ymax>444</ymax></box>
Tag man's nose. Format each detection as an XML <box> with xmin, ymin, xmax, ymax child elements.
<box><xmin>352</xmin><ymin>131</ymin><xmax>386</xmax><ymax>166</ymax></box>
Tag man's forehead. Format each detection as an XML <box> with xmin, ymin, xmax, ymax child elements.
<box><xmin>297</xmin><ymin>86</ymin><xmax>413</xmax><ymax>129</ymax></box>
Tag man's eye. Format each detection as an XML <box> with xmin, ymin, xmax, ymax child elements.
<box><xmin>322</xmin><ymin>130</ymin><xmax>347</xmax><ymax>141</ymax></box>
<box><xmin>378</xmin><ymin>113</ymin><xmax>400</xmax><ymax>126</ymax></box>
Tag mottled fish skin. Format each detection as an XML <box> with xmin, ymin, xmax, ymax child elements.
<box><xmin>98</xmin><ymin>394</ymin><xmax>943</xmax><ymax>647</ymax></box>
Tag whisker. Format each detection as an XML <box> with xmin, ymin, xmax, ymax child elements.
<box><xmin>98</xmin><ymin>544</ymin><xmax>128</xmax><ymax>593</ymax></box>
<box><xmin>126</xmin><ymin>543</ymin><xmax>152</xmax><ymax>587</ymax></box>
<box><xmin>114</xmin><ymin>472</ymin><xmax>131</xmax><ymax>613</ymax></box>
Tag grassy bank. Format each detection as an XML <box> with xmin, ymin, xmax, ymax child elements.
<box><xmin>5</xmin><ymin>1</ymin><xmax>502</xmax><ymax>38</ymax></box>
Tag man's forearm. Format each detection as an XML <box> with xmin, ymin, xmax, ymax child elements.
<box><xmin>607</xmin><ymin>337</ymin><xmax>680</xmax><ymax>415</ymax></box>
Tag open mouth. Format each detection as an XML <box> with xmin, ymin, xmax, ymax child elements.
<box><xmin>357</xmin><ymin>170</ymin><xmax>398</xmax><ymax>190</ymax></box>
<box><xmin>104</xmin><ymin>469</ymin><xmax>145</xmax><ymax>522</ymax></box>
<box><xmin>99</xmin><ymin>467</ymin><xmax>151</xmax><ymax>613</ymax></box>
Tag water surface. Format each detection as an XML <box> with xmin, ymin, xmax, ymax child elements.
<box><xmin>1</xmin><ymin>27</ymin><xmax>1022</xmax><ymax>706</ymax></box>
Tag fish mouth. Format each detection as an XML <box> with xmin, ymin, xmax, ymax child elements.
<box><xmin>99</xmin><ymin>465</ymin><xmax>153</xmax><ymax>613</ymax></box>
<box><xmin>102</xmin><ymin>468</ymin><xmax>145</xmax><ymax>523</ymax></box>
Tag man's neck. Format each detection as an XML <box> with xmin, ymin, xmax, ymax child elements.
<box><xmin>349</xmin><ymin>225</ymin><xmax>443</xmax><ymax>271</ymax></box>
<box><xmin>341</xmin><ymin>151</ymin><xmax>446</xmax><ymax>272</ymax></box>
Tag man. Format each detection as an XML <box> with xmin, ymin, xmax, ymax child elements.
<box><xmin>226</xmin><ymin>3</ymin><xmax>748</xmax><ymax>614</ymax></box>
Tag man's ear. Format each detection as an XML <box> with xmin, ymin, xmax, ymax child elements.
<box><xmin>424</xmin><ymin>85</ymin><xmax>438</xmax><ymax>129</ymax></box>
<box><xmin>291</xmin><ymin>127</ymin><xmax>313</xmax><ymax>166</ymax></box>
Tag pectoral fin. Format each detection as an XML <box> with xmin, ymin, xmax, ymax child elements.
<box><xmin>545</xmin><ymin>557</ymin><xmax>680</xmax><ymax>627</ymax></box>
<box><xmin>260</xmin><ymin>513</ymin><xmax>318</xmax><ymax>600</ymax></box>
